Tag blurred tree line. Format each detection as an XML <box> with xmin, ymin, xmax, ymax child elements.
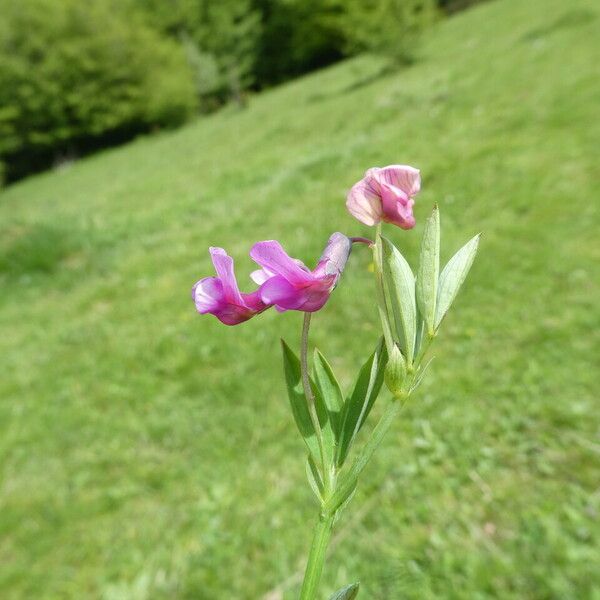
<box><xmin>0</xmin><ymin>0</ymin><xmax>485</xmax><ymax>183</ymax></box>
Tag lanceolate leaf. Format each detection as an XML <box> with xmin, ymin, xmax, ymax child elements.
<box><xmin>313</xmin><ymin>349</ymin><xmax>344</xmax><ymax>437</ymax></box>
<box><xmin>312</xmin><ymin>379</ymin><xmax>336</xmax><ymax>472</ymax></box>
<box><xmin>306</xmin><ymin>454</ymin><xmax>324</xmax><ymax>502</ymax></box>
<box><xmin>416</xmin><ymin>205</ymin><xmax>440</xmax><ymax>336</ymax></box>
<box><xmin>435</xmin><ymin>234</ymin><xmax>480</xmax><ymax>329</ymax></box>
<box><xmin>336</xmin><ymin>339</ymin><xmax>387</xmax><ymax>467</ymax></box>
<box><xmin>280</xmin><ymin>340</ymin><xmax>320</xmax><ymax>463</ymax></box>
<box><xmin>381</xmin><ymin>236</ymin><xmax>417</xmax><ymax>364</ymax></box>
<box><xmin>329</xmin><ymin>583</ymin><xmax>360</xmax><ymax>600</ymax></box>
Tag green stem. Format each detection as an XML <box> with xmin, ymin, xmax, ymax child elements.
<box><xmin>299</xmin><ymin>513</ymin><xmax>335</xmax><ymax>600</ymax></box>
<box><xmin>300</xmin><ymin>313</ymin><xmax>328</xmax><ymax>485</ymax></box>
<box><xmin>373</xmin><ymin>224</ymin><xmax>394</xmax><ymax>356</ymax></box>
<box><xmin>323</xmin><ymin>399</ymin><xmax>402</xmax><ymax>515</ymax></box>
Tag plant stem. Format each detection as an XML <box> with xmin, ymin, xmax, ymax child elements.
<box><xmin>323</xmin><ymin>399</ymin><xmax>402</xmax><ymax>515</ymax></box>
<box><xmin>300</xmin><ymin>313</ymin><xmax>328</xmax><ymax>483</ymax></box>
<box><xmin>373</xmin><ymin>224</ymin><xmax>395</xmax><ymax>356</ymax></box>
<box><xmin>299</xmin><ymin>512</ymin><xmax>335</xmax><ymax>600</ymax></box>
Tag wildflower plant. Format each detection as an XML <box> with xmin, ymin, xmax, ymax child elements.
<box><xmin>192</xmin><ymin>165</ymin><xmax>480</xmax><ymax>599</ymax></box>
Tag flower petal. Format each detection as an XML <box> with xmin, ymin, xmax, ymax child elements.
<box><xmin>346</xmin><ymin>176</ymin><xmax>383</xmax><ymax>226</ymax></box>
<box><xmin>250</xmin><ymin>268</ymin><xmax>271</xmax><ymax>285</ymax></box>
<box><xmin>192</xmin><ymin>277</ymin><xmax>224</xmax><ymax>313</ymax></box>
<box><xmin>209</xmin><ymin>247</ymin><xmax>244</xmax><ymax>305</ymax></box>
<box><xmin>380</xmin><ymin>182</ymin><xmax>416</xmax><ymax>229</ymax></box>
<box><xmin>260</xmin><ymin>276</ymin><xmax>331</xmax><ymax>312</ymax></box>
<box><xmin>374</xmin><ymin>165</ymin><xmax>421</xmax><ymax>197</ymax></box>
<box><xmin>250</xmin><ymin>240</ymin><xmax>312</xmax><ymax>285</ymax></box>
<box><xmin>315</xmin><ymin>232</ymin><xmax>352</xmax><ymax>277</ymax></box>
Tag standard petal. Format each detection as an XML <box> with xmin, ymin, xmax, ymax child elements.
<box><xmin>209</xmin><ymin>247</ymin><xmax>244</xmax><ymax>305</ymax></box>
<box><xmin>375</xmin><ymin>165</ymin><xmax>421</xmax><ymax>197</ymax></box>
<box><xmin>346</xmin><ymin>177</ymin><xmax>383</xmax><ymax>226</ymax></box>
<box><xmin>250</xmin><ymin>240</ymin><xmax>312</xmax><ymax>284</ymax></box>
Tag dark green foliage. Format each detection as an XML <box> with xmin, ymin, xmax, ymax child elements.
<box><xmin>0</xmin><ymin>0</ymin><xmax>472</xmax><ymax>182</ymax></box>
<box><xmin>253</xmin><ymin>0</ymin><xmax>346</xmax><ymax>85</ymax></box>
<box><xmin>0</xmin><ymin>0</ymin><xmax>197</xmax><ymax>181</ymax></box>
<box><xmin>336</xmin><ymin>0</ymin><xmax>438</xmax><ymax>64</ymax></box>
<box><xmin>438</xmin><ymin>0</ymin><xmax>490</xmax><ymax>14</ymax></box>
<box><xmin>131</xmin><ymin>0</ymin><xmax>262</xmax><ymax>105</ymax></box>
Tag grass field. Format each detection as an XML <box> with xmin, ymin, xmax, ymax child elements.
<box><xmin>1</xmin><ymin>0</ymin><xmax>599</xmax><ymax>597</ymax></box>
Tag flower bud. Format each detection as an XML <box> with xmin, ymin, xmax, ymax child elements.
<box><xmin>384</xmin><ymin>344</ymin><xmax>407</xmax><ymax>399</ymax></box>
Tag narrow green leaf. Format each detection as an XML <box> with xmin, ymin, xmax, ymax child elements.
<box><xmin>336</xmin><ymin>339</ymin><xmax>387</xmax><ymax>467</ymax></box>
<box><xmin>381</xmin><ymin>236</ymin><xmax>417</xmax><ymax>363</ymax></box>
<box><xmin>312</xmin><ymin>380</ymin><xmax>336</xmax><ymax>473</ymax></box>
<box><xmin>305</xmin><ymin>454</ymin><xmax>324</xmax><ymax>502</ymax></box>
<box><xmin>332</xmin><ymin>479</ymin><xmax>357</xmax><ymax>520</ymax></box>
<box><xmin>435</xmin><ymin>234</ymin><xmax>480</xmax><ymax>329</ymax></box>
<box><xmin>313</xmin><ymin>348</ymin><xmax>344</xmax><ymax>437</ymax></box>
<box><xmin>329</xmin><ymin>583</ymin><xmax>360</xmax><ymax>600</ymax></box>
<box><xmin>414</xmin><ymin>311</ymin><xmax>425</xmax><ymax>358</ymax></box>
<box><xmin>416</xmin><ymin>205</ymin><xmax>440</xmax><ymax>335</ymax></box>
<box><xmin>280</xmin><ymin>340</ymin><xmax>319</xmax><ymax>463</ymax></box>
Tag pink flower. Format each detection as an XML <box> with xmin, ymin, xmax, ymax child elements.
<box><xmin>192</xmin><ymin>247</ymin><xmax>268</xmax><ymax>325</ymax></box>
<box><xmin>346</xmin><ymin>165</ymin><xmax>420</xmax><ymax>229</ymax></box>
<box><xmin>249</xmin><ymin>233</ymin><xmax>352</xmax><ymax>312</ymax></box>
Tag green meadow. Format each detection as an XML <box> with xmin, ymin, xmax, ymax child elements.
<box><xmin>1</xmin><ymin>0</ymin><xmax>598</xmax><ymax>597</ymax></box>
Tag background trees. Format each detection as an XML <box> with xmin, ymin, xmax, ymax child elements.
<box><xmin>0</xmin><ymin>0</ymin><xmax>483</xmax><ymax>183</ymax></box>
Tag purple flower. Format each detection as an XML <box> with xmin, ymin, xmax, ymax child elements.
<box><xmin>250</xmin><ymin>233</ymin><xmax>352</xmax><ymax>312</ymax></box>
<box><xmin>346</xmin><ymin>165</ymin><xmax>420</xmax><ymax>229</ymax></box>
<box><xmin>192</xmin><ymin>247</ymin><xmax>267</xmax><ymax>325</ymax></box>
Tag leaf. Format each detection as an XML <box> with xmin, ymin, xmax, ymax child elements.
<box><xmin>313</xmin><ymin>349</ymin><xmax>344</xmax><ymax>437</ymax></box>
<box><xmin>306</xmin><ymin>454</ymin><xmax>324</xmax><ymax>502</ymax></box>
<box><xmin>416</xmin><ymin>205</ymin><xmax>440</xmax><ymax>336</ymax></box>
<box><xmin>281</xmin><ymin>340</ymin><xmax>338</xmax><ymax>473</ymax></box>
<box><xmin>381</xmin><ymin>236</ymin><xmax>417</xmax><ymax>363</ymax></box>
<box><xmin>435</xmin><ymin>234</ymin><xmax>480</xmax><ymax>329</ymax></box>
<box><xmin>329</xmin><ymin>583</ymin><xmax>360</xmax><ymax>600</ymax></box>
<box><xmin>280</xmin><ymin>340</ymin><xmax>319</xmax><ymax>463</ymax></box>
<box><xmin>414</xmin><ymin>311</ymin><xmax>425</xmax><ymax>359</ymax></box>
<box><xmin>336</xmin><ymin>339</ymin><xmax>387</xmax><ymax>467</ymax></box>
<box><xmin>332</xmin><ymin>480</ymin><xmax>357</xmax><ymax>522</ymax></box>
<box><xmin>312</xmin><ymin>379</ymin><xmax>336</xmax><ymax>473</ymax></box>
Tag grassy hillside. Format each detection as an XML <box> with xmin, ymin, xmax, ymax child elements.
<box><xmin>1</xmin><ymin>0</ymin><xmax>598</xmax><ymax>597</ymax></box>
